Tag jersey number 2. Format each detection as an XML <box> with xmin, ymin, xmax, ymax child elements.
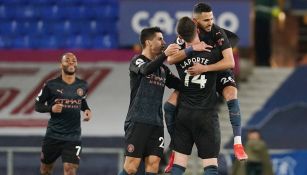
<box><xmin>185</xmin><ymin>72</ymin><xmax>207</xmax><ymax>88</ymax></box>
<box><xmin>159</xmin><ymin>137</ymin><xmax>164</xmax><ymax>148</ymax></box>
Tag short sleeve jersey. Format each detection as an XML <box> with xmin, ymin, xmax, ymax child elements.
<box><xmin>36</xmin><ymin>77</ymin><xmax>88</xmax><ymax>141</ymax></box>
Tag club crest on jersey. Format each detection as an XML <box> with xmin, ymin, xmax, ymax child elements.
<box><xmin>127</xmin><ymin>144</ymin><xmax>135</xmax><ymax>153</ymax></box>
<box><xmin>217</xmin><ymin>38</ymin><xmax>224</xmax><ymax>46</ymax></box>
<box><xmin>77</xmin><ymin>88</ymin><xmax>84</xmax><ymax>96</ymax></box>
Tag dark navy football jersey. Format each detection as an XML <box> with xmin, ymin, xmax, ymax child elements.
<box><xmin>36</xmin><ymin>76</ymin><xmax>88</xmax><ymax>141</ymax></box>
<box><xmin>175</xmin><ymin>48</ymin><xmax>221</xmax><ymax>109</ymax></box>
<box><xmin>175</xmin><ymin>24</ymin><xmax>233</xmax><ymax>59</ymax></box>
<box><xmin>198</xmin><ymin>24</ymin><xmax>231</xmax><ymax>52</ymax></box>
<box><xmin>126</xmin><ymin>55</ymin><xmax>180</xmax><ymax>128</ymax></box>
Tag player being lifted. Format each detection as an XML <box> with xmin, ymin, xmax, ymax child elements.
<box><xmin>164</xmin><ymin>2</ymin><xmax>248</xmax><ymax>173</ymax></box>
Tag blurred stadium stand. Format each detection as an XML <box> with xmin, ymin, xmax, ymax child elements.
<box><xmin>0</xmin><ymin>0</ymin><xmax>119</xmax><ymax>49</ymax></box>
<box><xmin>243</xmin><ymin>66</ymin><xmax>307</xmax><ymax>149</ymax></box>
<box><xmin>246</xmin><ymin>66</ymin><xmax>307</xmax><ymax>127</ymax></box>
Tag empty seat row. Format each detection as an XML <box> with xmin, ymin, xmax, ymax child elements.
<box><xmin>0</xmin><ymin>0</ymin><xmax>117</xmax><ymax>6</ymax></box>
<box><xmin>0</xmin><ymin>5</ymin><xmax>118</xmax><ymax>20</ymax></box>
<box><xmin>0</xmin><ymin>34</ymin><xmax>118</xmax><ymax>49</ymax></box>
<box><xmin>0</xmin><ymin>20</ymin><xmax>117</xmax><ymax>35</ymax></box>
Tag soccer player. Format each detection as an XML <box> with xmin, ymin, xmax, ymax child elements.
<box><xmin>164</xmin><ymin>3</ymin><xmax>248</xmax><ymax>173</ymax></box>
<box><xmin>118</xmin><ymin>27</ymin><xmax>183</xmax><ymax>175</ymax></box>
<box><xmin>169</xmin><ymin>16</ymin><xmax>234</xmax><ymax>175</ymax></box>
<box><xmin>35</xmin><ymin>52</ymin><xmax>92</xmax><ymax>175</ymax></box>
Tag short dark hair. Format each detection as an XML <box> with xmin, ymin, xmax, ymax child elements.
<box><xmin>193</xmin><ymin>2</ymin><xmax>212</xmax><ymax>13</ymax></box>
<box><xmin>139</xmin><ymin>27</ymin><xmax>163</xmax><ymax>48</ymax></box>
<box><xmin>176</xmin><ymin>17</ymin><xmax>197</xmax><ymax>42</ymax></box>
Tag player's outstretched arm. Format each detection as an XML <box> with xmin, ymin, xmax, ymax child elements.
<box><xmin>167</xmin><ymin>42</ymin><xmax>212</xmax><ymax>65</ymax></box>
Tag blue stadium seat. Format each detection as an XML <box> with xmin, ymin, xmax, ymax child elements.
<box><xmin>0</xmin><ymin>35</ymin><xmax>12</xmax><ymax>48</ymax></box>
<box><xmin>66</xmin><ymin>34</ymin><xmax>92</xmax><ymax>48</ymax></box>
<box><xmin>81</xmin><ymin>6</ymin><xmax>97</xmax><ymax>19</ymax></box>
<box><xmin>94</xmin><ymin>5</ymin><xmax>119</xmax><ymax>19</ymax></box>
<box><xmin>56</xmin><ymin>0</ymin><xmax>82</xmax><ymax>6</ymax></box>
<box><xmin>14</xmin><ymin>6</ymin><xmax>40</xmax><ymax>19</ymax></box>
<box><xmin>39</xmin><ymin>5</ymin><xmax>65</xmax><ymax>20</ymax></box>
<box><xmin>95</xmin><ymin>20</ymin><xmax>117</xmax><ymax>34</ymax></box>
<box><xmin>62</xmin><ymin>6</ymin><xmax>87</xmax><ymax>20</ymax></box>
<box><xmin>51</xmin><ymin>20</ymin><xmax>72</xmax><ymax>36</ymax></box>
<box><xmin>0</xmin><ymin>5</ymin><xmax>16</xmax><ymax>20</ymax></box>
<box><xmin>12</xmin><ymin>35</ymin><xmax>30</xmax><ymax>48</ymax></box>
<box><xmin>0</xmin><ymin>21</ymin><xmax>17</xmax><ymax>35</ymax></box>
<box><xmin>0</xmin><ymin>0</ymin><xmax>30</xmax><ymax>6</ymax></box>
<box><xmin>0</xmin><ymin>0</ymin><xmax>120</xmax><ymax>49</ymax></box>
<box><xmin>30</xmin><ymin>0</ymin><xmax>57</xmax><ymax>6</ymax></box>
<box><xmin>82</xmin><ymin>0</ymin><xmax>105</xmax><ymax>5</ymax></box>
<box><xmin>92</xmin><ymin>34</ymin><xmax>118</xmax><ymax>48</ymax></box>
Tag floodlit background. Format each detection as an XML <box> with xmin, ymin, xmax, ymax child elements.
<box><xmin>0</xmin><ymin>0</ymin><xmax>306</xmax><ymax>174</ymax></box>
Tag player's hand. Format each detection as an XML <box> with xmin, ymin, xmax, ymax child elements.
<box><xmin>164</xmin><ymin>44</ymin><xmax>180</xmax><ymax>56</ymax></box>
<box><xmin>52</xmin><ymin>104</ymin><xmax>63</xmax><ymax>113</ymax></box>
<box><xmin>192</xmin><ymin>41</ymin><xmax>212</xmax><ymax>52</ymax></box>
<box><xmin>187</xmin><ymin>63</ymin><xmax>207</xmax><ymax>76</ymax></box>
<box><xmin>83</xmin><ymin>109</ymin><xmax>92</xmax><ymax>122</ymax></box>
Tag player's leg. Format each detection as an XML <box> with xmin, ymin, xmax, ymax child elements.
<box><xmin>217</xmin><ymin>70</ymin><xmax>247</xmax><ymax>160</ymax></box>
<box><xmin>120</xmin><ymin>156</ymin><xmax>142</xmax><ymax>175</ymax></box>
<box><xmin>40</xmin><ymin>137</ymin><xmax>62</xmax><ymax>175</ymax></box>
<box><xmin>223</xmin><ymin>86</ymin><xmax>248</xmax><ymax>160</ymax></box>
<box><xmin>62</xmin><ymin>140</ymin><xmax>82</xmax><ymax>175</ymax></box>
<box><xmin>144</xmin><ymin>155</ymin><xmax>161</xmax><ymax>174</ymax></box>
<box><xmin>63</xmin><ymin>163</ymin><xmax>78</xmax><ymax>175</ymax></box>
<box><xmin>119</xmin><ymin>122</ymin><xmax>152</xmax><ymax>175</ymax></box>
<box><xmin>144</xmin><ymin>125</ymin><xmax>164</xmax><ymax>174</ymax></box>
<box><xmin>171</xmin><ymin>107</ymin><xmax>195</xmax><ymax>175</ymax></box>
<box><xmin>164</xmin><ymin>90</ymin><xmax>179</xmax><ymax>173</ymax></box>
<box><xmin>40</xmin><ymin>163</ymin><xmax>54</xmax><ymax>175</ymax></box>
<box><xmin>196</xmin><ymin>110</ymin><xmax>220</xmax><ymax>175</ymax></box>
<box><xmin>164</xmin><ymin>90</ymin><xmax>178</xmax><ymax>140</ymax></box>
<box><xmin>172</xmin><ymin>151</ymin><xmax>188</xmax><ymax>175</ymax></box>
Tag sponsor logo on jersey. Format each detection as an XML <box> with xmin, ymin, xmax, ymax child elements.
<box><xmin>146</xmin><ymin>74</ymin><xmax>166</xmax><ymax>87</ymax></box>
<box><xmin>54</xmin><ymin>98</ymin><xmax>82</xmax><ymax>109</ymax></box>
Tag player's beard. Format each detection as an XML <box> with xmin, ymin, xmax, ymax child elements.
<box><xmin>204</xmin><ymin>25</ymin><xmax>212</xmax><ymax>32</ymax></box>
<box><xmin>160</xmin><ymin>44</ymin><xmax>166</xmax><ymax>53</ymax></box>
<box><xmin>63</xmin><ymin>65</ymin><xmax>77</xmax><ymax>75</ymax></box>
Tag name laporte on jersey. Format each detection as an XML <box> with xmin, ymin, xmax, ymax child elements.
<box><xmin>180</xmin><ymin>57</ymin><xmax>210</xmax><ymax>69</ymax></box>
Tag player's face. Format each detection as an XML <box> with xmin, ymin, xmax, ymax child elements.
<box><xmin>148</xmin><ymin>32</ymin><xmax>166</xmax><ymax>55</ymax></box>
<box><xmin>194</xmin><ymin>11</ymin><xmax>214</xmax><ymax>32</ymax></box>
<box><xmin>61</xmin><ymin>54</ymin><xmax>78</xmax><ymax>75</ymax></box>
<box><xmin>248</xmin><ymin>132</ymin><xmax>261</xmax><ymax>141</ymax></box>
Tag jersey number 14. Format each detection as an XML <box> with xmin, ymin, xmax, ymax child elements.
<box><xmin>184</xmin><ymin>72</ymin><xmax>207</xmax><ymax>89</ymax></box>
